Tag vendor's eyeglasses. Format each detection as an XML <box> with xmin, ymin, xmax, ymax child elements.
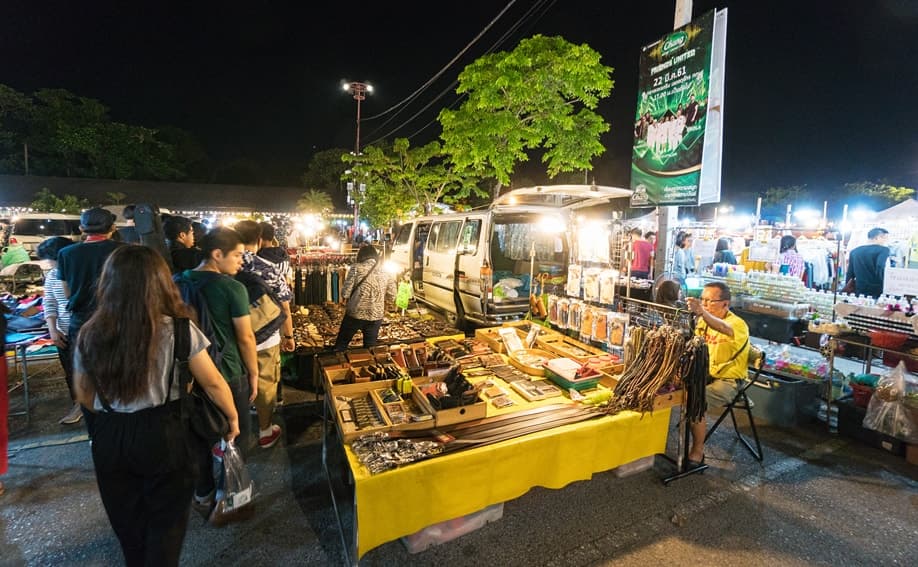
<box><xmin>700</xmin><ymin>298</ymin><xmax>727</xmax><ymax>304</ymax></box>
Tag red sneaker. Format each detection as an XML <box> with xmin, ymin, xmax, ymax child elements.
<box><xmin>258</xmin><ymin>424</ymin><xmax>282</xmax><ymax>448</ymax></box>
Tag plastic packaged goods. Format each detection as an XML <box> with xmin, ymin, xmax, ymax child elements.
<box><xmin>547</xmin><ymin>295</ymin><xmax>559</xmax><ymax>325</ymax></box>
<box><xmin>558</xmin><ymin>298</ymin><xmax>570</xmax><ymax>329</ymax></box>
<box><xmin>570</xmin><ymin>301</ymin><xmax>582</xmax><ymax>333</ymax></box>
<box><xmin>592</xmin><ymin>310</ymin><xmax>608</xmax><ymax>342</ymax></box>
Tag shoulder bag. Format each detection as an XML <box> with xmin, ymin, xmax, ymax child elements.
<box><xmin>175</xmin><ymin>317</ymin><xmax>229</xmax><ymax>445</ymax></box>
<box><xmin>698</xmin><ymin>320</ymin><xmax>750</xmax><ymax>381</ymax></box>
<box><xmin>345</xmin><ymin>260</ymin><xmax>378</xmax><ymax>315</ymax></box>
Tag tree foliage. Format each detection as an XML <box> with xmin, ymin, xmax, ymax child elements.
<box><xmin>346</xmin><ymin>138</ymin><xmax>488</xmax><ymax>226</ymax></box>
<box><xmin>842</xmin><ymin>181</ymin><xmax>915</xmax><ymax>207</ymax></box>
<box><xmin>438</xmin><ymin>35</ymin><xmax>614</xmax><ymax>196</ymax></box>
<box><xmin>29</xmin><ymin>188</ymin><xmax>89</xmax><ymax>214</ymax></box>
<box><xmin>0</xmin><ymin>84</ymin><xmax>192</xmax><ymax>181</ymax></box>
<box><xmin>762</xmin><ymin>185</ymin><xmax>807</xmax><ymax>207</ymax></box>
<box><xmin>296</xmin><ymin>189</ymin><xmax>334</xmax><ymax>214</ymax></box>
<box><xmin>301</xmin><ymin>148</ymin><xmax>351</xmax><ymax>193</ymax></box>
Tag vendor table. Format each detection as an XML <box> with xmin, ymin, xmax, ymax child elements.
<box><xmin>322</xmin><ymin>393</ymin><xmax>671</xmax><ymax>563</ymax></box>
<box><xmin>5</xmin><ymin>332</ymin><xmax>52</xmax><ymax>427</ymax></box>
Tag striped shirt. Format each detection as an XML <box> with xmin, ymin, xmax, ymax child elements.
<box><xmin>43</xmin><ymin>267</ymin><xmax>72</xmax><ymax>334</ymax></box>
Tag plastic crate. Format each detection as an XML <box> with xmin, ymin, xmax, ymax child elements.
<box><xmin>401</xmin><ymin>503</ymin><xmax>504</xmax><ymax>554</ymax></box>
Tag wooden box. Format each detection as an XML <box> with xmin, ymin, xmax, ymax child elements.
<box><xmin>411</xmin><ymin>380</ymin><xmax>488</xmax><ymax>427</ymax></box>
<box><xmin>326</xmin><ymin>379</ymin><xmax>395</xmax><ymax>442</ymax></box>
<box><xmin>536</xmin><ymin>334</ymin><xmax>608</xmax><ymax>364</ymax></box>
<box><xmin>598</xmin><ymin>374</ymin><xmax>682</xmax><ymax>411</ymax></box>
<box><xmin>474</xmin><ymin>327</ymin><xmax>506</xmax><ymax>354</ymax></box>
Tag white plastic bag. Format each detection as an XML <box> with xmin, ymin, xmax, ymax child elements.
<box><xmin>862</xmin><ymin>362</ymin><xmax>918</xmax><ymax>443</ymax></box>
<box><xmin>209</xmin><ymin>440</ymin><xmax>255</xmax><ymax>526</ymax></box>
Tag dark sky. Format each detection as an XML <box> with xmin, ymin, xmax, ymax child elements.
<box><xmin>3</xmin><ymin>0</ymin><xmax>918</xmax><ymax>213</ymax></box>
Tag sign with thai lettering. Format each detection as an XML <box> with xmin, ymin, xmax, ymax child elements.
<box><xmin>630</xmin><ymin>9</ymin><xmax>728</xmax><ymax>207</ymax></box>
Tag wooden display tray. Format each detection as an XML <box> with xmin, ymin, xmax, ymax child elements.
<box><xmin>411</xmin><ymin>378</ymin><xmax>488</xmax><ymax>426</ymax></box>
<box><xmin>507</xmin><ymin>348</ymin><xmax>555</xmax><ymax>377</ymax></box>
<box><xmin>536</xmin><ymin>334</ymin><xmax>613</xmax><ymax>365</ymax></box>
<box><xmin>599</xmin><ymin>373</ymin><xmax>683</xmax><ymax>411</ymax></box>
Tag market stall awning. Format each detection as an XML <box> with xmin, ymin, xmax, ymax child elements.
<box><xmin>873</xmin><ymin>198</ymin><xmax>918</xmax><ymax>222</ymax></box>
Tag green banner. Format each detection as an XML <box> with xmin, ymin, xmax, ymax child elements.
<box><xmin>630</xmin><ymin>11</ymin><xmax>716</xmax><ymax>207</ymax></box>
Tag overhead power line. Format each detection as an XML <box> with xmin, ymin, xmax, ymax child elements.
<box><xmin>365</xmin><ymin>0</ymin><xmax>557</xmax><ymax>146</ymax></box>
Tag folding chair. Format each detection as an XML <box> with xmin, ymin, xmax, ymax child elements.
<box><xmin>704</xmin><ymin>348</ymin><xmax>764</xmax><ymax>461</ymax></box>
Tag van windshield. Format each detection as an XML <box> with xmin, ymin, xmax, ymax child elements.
<box><xmin>489</xmin><ymin>214</ymin><xmax>567</xmax><ymax>296</ymax></box>
<box><xmin>13</xmin><ymin>219</ymin><xmax>81</xmax><ymax>237</ymax></box>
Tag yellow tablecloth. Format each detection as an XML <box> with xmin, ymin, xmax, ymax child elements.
<box><xmin>348</xmin><ymin>407</ymin><xmax>671</xmax><ymax>557</ymax></box>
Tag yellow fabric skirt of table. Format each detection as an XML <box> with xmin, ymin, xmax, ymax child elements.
<box><xmin>349</xmin><ymin>407</ymin><xmax>671</xmax><ymax>557</ymax></box>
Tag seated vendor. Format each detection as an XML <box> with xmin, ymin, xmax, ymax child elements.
<box><xmin>685</xmin><ymin>281</ymin><xmax>749</xmax><ymax>467</ymax></box>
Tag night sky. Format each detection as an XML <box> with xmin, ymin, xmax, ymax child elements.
<box><xmin>3</xmin><ymin>0</ymin><xmax>917</xmax><ymax>215</ymax></box>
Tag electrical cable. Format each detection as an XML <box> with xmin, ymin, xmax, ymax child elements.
<box><xmin>362</xmin><ymin>0</ymin><xmax>521</xmax><ymax>123</ymax></box>
<box><xmin>363</xmin><ymin>0</ymin><xmax>557</xmax><ymax>145</ymax></box>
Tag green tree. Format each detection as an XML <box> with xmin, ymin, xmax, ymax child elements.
<box><xmin>842</xmin><ymin>181</ymin><xmax>915</xmax><ymax>207</ymax></box>
<box><xmin>349</xmin><ymin>138</ymin><xmax>487</xmax><ymax>224</ymax></box>
<box><xmin>29</xmin><ymin>188</ymin><xmax>88</xmax><ymax>214</ymax></box>
<box><xmin>301</xmin><ymin>148</ymin><xmax>351</xmax><ymax>193</ymax></box>
<box><xmin>439</xmin><ymin>35</ymin><xmax>614</xmax><ymax>198</ymax></box>
<box><xmin>296</xmin><ymin>189</ymin><xmax>333</xmax><ymax>214</ymax></box>
<box><xmin>106</xmin><ymin>191</ymin><xmax>127</xmax><ymax>205</ymax></box>
<box><xmin>0</xmin><ymin>84</ymin><xmax>34</xmax><ymax>173</ymax></box>
<box><xmin>762</xmin><ymin>185</ymin><xmax>807</xmax><ymax>207</ymax></box>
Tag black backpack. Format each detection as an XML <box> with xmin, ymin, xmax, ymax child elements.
<box><xmin>173</xmin><ymin>271</ymin><xmax>227</xmax><ymax>369</ymax></box>
<box><xmin>235</xmin><ymin>270</ymin><xmax>287</xmax><ymax>344</ymax></box>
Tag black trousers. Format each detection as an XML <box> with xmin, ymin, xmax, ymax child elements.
<box><xmin>91</xmin><ymin>401</ymin><xmax>193</xmax><ymax>567</ymax></box>
<box><xmin>333</xmin><ymin>315</ymin><xmax>382</xmax><ymax>351</ymax></box>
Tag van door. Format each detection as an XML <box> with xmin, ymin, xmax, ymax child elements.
<box><xmin>455</xmin><ymin>215</ymin><xmax>486</xmax><ymax>321</ymax></box>
<box><xmin>388</xmin><ymin>221</ymin><xmax>414</xmax><ymax>274</ymax></box>
<box><xmin>422</xmin><ymin>219</ymin><xmax>462</xmax><ymax>313</ymax></box>
<box><xmin>412</xmin><ymin>222</ymin><xmax>432</xmax><ymax>297</ymax></box>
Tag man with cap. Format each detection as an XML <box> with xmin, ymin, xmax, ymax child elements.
<box><xmin>58</xmin><ymin>208</ymin><xmax>125</xmax><ymax>421</ymax></box>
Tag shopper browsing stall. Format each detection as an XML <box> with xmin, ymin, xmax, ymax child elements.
<box><xmin>673</xmin><ymin>231</ymin><xmax>694</xmax><ymax>280</ymax></box>
<box><xmin>334</xmin><ymin>245</ymin><xmax>396</xmax><ymax>351</ymax></box>
<box><xmin>845</xmin><ymin>227</ymin><xmax>890</xmax><ymax>298</ymax></box>
<box><xmin>684</xmin><ymin>281</ymin><xmax>750</xmax><ymax>466</ymax></box>
<box><xmin>777</xmin><ymin>235</ymin><xmax>805</xmax><ymax>277</ymax></box>
<box><xmin>73</xmin><ymin>246</ymin><xmax>239</xmax><ymax>566</ymax></box>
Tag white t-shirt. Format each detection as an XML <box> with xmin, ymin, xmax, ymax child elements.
<box><xmin>75</xmin><ymin>317</ymin><xmax>210</xmax><ymax>412</ymax></box>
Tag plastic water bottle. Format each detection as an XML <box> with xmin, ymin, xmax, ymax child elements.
<box><xmin>829</xmin><ymin>405</ymin><xmax>838</xmax><ymax>433</ymax></box>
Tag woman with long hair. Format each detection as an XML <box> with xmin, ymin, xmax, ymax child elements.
<box><xmin>74</xmin><ymin>246</ymin><xmax>239</xmax><ymax>566</ymax></box>
<box><xmin>712</xmin><ymin>237</ymin><xmax>738</xmax><ymax>265</ymax></box>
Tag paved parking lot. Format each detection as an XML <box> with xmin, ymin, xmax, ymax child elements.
<box><xmin>2</xmin><ymin>360</ymin><xmax>917</xmax><ymax>566</ymax></box>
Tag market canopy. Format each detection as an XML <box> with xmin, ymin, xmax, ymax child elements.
<box><xmin>873</xmin><ymin>198</ymin><xmax>918</xmax><ymax>222</ymax></box>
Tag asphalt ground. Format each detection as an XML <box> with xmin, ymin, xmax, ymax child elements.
<box><xmin>2</xmin><ymin>357</ymin><xmax>917</xmax><ymax>566</ymax></box>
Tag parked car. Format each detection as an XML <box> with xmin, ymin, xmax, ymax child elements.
<box><xmin>6</xmin><ymin>213</ymin><xmax>82</xmax><ymax>257</ymax></box>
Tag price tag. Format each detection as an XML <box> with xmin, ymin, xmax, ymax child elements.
<box><xmin>883</xmin><ymin>266</ymin><xmax>918</xmax><ymax>296</ymax></box>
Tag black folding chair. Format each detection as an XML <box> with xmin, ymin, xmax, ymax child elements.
<box><xmin>704</xmin><ymin>348</ymin><xmax>764</xmax><ymax>461</ymax></box>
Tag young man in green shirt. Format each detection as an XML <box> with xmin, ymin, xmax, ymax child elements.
<box><xmin>185</xmin><ymin>227</ymin><xmax>258</xmax><ymax>507</ymax></box>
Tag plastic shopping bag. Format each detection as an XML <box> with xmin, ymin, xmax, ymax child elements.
<box><xmin>862</xmin><ymin>362</ymin><xmax>918</xmax><ymax>443</ymax></box>
<box><xmin>209</xmin><ymin>440</ymin><xmax>255</xmax><ymax>526</ymax></box>
<box><xmin>396</xmin><ymin>281</ymin><xmax>412</xmax><ymax>310</ymax></box>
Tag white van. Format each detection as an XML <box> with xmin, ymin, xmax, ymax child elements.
<box><xmin>387</xmin><ymin>185</ymin><xmax>631</xmax><ymax>327</ymax></box>
<box><xmin>7</xmin><ymin>213</ymin><xmax>82</xmax><ymax>257</ymax></box>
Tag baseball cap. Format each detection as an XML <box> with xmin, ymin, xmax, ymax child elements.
<box><xmin>80</xmin><ymin>207</ymin><xmax>117</xmax><ymax>233</ymax></box>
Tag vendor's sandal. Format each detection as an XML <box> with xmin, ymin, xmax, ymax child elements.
<box><xmin>0</xmin><ymin>481</ymin><xmax>5</xmax><ymax>497</ymax></box>
<box><xmin>686</xmin><ymin>455</ymin><xmax>706</xmax><ymax>470</ymax></box>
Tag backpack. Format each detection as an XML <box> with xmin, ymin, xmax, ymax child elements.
<box><xmin>173</xmin><ymin>271</ymin><xmax>227</xmax><ymax>369</ymax></box>
<box><xmin>235</xmin><ymin>270</ymin><xmax>287</xmax><ymax>344</ymax></box>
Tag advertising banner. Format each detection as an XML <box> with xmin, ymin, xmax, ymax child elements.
<box><xmin>630</xmin><ymin>10</ymin><xmax>727</xmax><ymax>207</ymax></box>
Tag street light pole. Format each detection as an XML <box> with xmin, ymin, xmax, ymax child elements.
<box><xmin>342</xmin><ymin>81</ymin><xmax>373</xmax><ymax>235</ymax></box>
